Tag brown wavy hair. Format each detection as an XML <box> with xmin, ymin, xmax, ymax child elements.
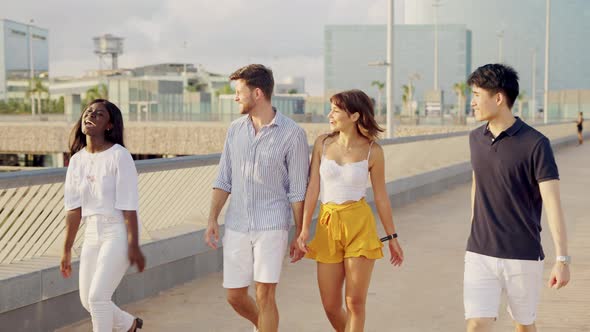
<box><xmin>329</xmin><ymin>89</ymin><xmax>384</xmax><ymax>141</ymax></box>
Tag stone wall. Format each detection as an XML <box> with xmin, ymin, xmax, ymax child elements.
<box><xmin>0</xmin><ymin>121</ymin><xmax>474</xmax><ymax>155</ymax></box>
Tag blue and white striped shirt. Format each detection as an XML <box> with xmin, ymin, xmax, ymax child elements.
<box><xmin>213</xmin><ymin>110</ymin><xmax>310</xmax><ymax>232</ymax></box>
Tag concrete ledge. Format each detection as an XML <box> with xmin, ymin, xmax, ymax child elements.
<box><xmin>0</xmin><ymin>228</ymin><xmax>225</xmax><ymax>331</ymax></box>
<box><xmin>1</xmin><ymin>132</ymin><xmax>586</xmax><ymax>331</ymax></box>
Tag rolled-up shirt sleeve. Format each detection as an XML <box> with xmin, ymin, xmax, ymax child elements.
<box><xmin>286</xmin><ymin>127</ymin><xmax>310</xmax><ymax>203</ymax></box>
<box><xmin>64</xmin><ymin>155</ymin><xmax>81</xmax><ymax>211</ymax></box>
<box><xmin>213</xmin><ymin>128</ymin><xmax>233</xmax><ymax>193</ymax></box>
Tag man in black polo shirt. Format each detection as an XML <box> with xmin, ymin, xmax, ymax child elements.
<box><xmin>464</xmin><ymin>64</ymin><xmax>571</xmax><ymax>332</ymax></box>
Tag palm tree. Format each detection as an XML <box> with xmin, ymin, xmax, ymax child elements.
<box><xmin>26</xmin><ymin>78</ymin><xmax>49</xmax><ymax>115</ymax></box>
<box><xmin>517</xmin><ymin>91</ymin><xmax>527</xmax><ymax>118</ymax></box>
<box><xmin>371</xmin><ymin>81</ymin><xmax>385</xmax><ymax>117</ymax></box>
<box><xmin>84</xmin><ymin>84</ymin><xmax>108</xmax><ymax>105</ymax></box>
<box><xmin>453</xmin><ymin>82</ymin><xmax>468</xmax><ymax>124</ymax></box>
<box><xmin>215</xmin><ymin>84</ymin><xmax>235</xmax><ymax>96</ymax></box>
<box><xmin>401</xmin><ymin>84</ymin><xmax>414</xmax><ymax>117</ymax></box>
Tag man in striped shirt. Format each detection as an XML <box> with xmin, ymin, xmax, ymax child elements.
<box><xmin>205</xmin><ymin>64</ymin><xmax>309</xmax><ymax>332</ymax></box>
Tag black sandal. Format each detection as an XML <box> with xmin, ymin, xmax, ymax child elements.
<box><xmin>131</xmin><ymin>317</ymin><xmax>143</xmax><ymax>331</ymax></box>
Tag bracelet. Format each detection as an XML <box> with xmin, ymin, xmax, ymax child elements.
<box><xmin>380</xmin><ymin>233</ymin><xmax>398</xmax><ymax>242</ymax></box>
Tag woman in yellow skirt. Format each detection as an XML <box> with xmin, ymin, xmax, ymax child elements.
<box><xmin>297</xmin><ymin>89</ymin><xmax>404</xmax><ymax>332</ymax></box>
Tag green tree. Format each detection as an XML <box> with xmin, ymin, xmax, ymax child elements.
<box><xmin>84</xmin><ymin>83</ymin><xmax>108</xmax><ymax>106</ymax></box>
<box><xmin>453</xmin><ymin>81</ymin><xmax>469</xmax><ymax>123</ymax></box>
<box><xmin>47</xmin><ymin>96</ymin><xmax>65</xmax><ymax>114</ymax></box>
<box><xmin>401</xmin><ymin>84</ymin><xmax>414</xmax><ymax>116</ymax></box>
<box><xmin>26</xmin><ymin>78</ymin><xmax>49</xmax><ymax>115</ymax></box>
<box><xmin>185</xmin><ymin>85</ymin><xmax>199</xmax><ymax>93</ymax></box>
<box><xmin>288</xmin><ymin>88</ymin><xmax>298</xmax><ymax>94</ymax></box>
<box><xmin>517</xmin><ymin>91</ymin><xmax>527</xmax><ymax>118</ymax></box>
<box><xmin>371</xmin><ymin>81</ymin><xmax>385</xmax><ymax>117</ymax></box>
<box><xmin>215</xmin><ymin>84</ymin><xmax>235</xmax><ymax>96</ymax></box>
<box><xmin>0</xmin><ymin>100</ymin><xmax>28</xmax><ymax>113</ymax></box>
<box><xmin>185</xmin><ymin>82</ymin><xmax>208</xmax><ymax>93</ymax></box>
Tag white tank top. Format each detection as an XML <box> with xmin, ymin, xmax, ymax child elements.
<box><xmin>319</xmin><ymin>139</ymin><xmax>373</xmax><ymax>204</ymax></box>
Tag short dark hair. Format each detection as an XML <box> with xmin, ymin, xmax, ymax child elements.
<box><xmin>229</xmin><ymin>64</ymin><xmax>274</xmax><ymax>100</ymax></box>
<box><xmin>69</xmin><ymin>99</ymin><xmax>125</xmax><ymax>155</ymax></box>
<box><xmin>467</xmin><ymin>64</ymin><xmax>519</xmax><ymax>109</ymax></box>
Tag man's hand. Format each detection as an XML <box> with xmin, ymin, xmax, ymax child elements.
<box><xmin>205</xmin><ymin>220</ymin><xmax>220</xmax><ymax>249</ymax></box>
<box><xmin>548</xmin><ymin>262</ymin><xmax>570</xmax><ymax>289</ymax></box>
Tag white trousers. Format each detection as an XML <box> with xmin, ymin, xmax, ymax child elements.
<box><xmin>79</xmin><ymin>215</ymin><xmax>135</xmax><ymax>332</ymax></box>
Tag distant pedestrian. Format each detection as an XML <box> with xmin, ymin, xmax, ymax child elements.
<box><xmin>576</xmin><ymin>112</ymin><xmax>583</xmax><ymax>145</ymax></box>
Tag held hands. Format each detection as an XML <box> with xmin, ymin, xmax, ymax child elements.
<box><xmin>204</xmin><ymin>219</ymin><xmax>220</xmax><ymax>249</ymax></box>
<box><xmin>128</xmin><ymin>244</ymin><xmax>146</xmax><ymax>272</ymax></box>
<box><xmin>388</xmin><ymin>238</ymin><xmax>404</xmax><ymax>266</ymax></box>
<box><xmin>548</xmin><ymin>262</ymin><xmax>570</xmax><ymax>289</ymax></box>
<box><xmin>296</xmin><ymin>228</ymin><xmax>309</xmax><ymax>254</ymax></box>
<box><xmin>60</xmin><ymin>250</ymin><xmax>72</xmax><ymax>278</ymax></box>
<box><xmin>290</xmin><ymin>228</ymin><xmax>307</xmax><ymax>263</ymax></box>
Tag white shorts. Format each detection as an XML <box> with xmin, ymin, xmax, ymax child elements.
<box><xmin>222</xmin><ymin>229</ymin><xmax>289</xmax><ymax>289</ymax></box>
<box><xmin>464</xmin><ymin>251</ymin><xmax>544</xmax><ymax>325</ymax></box>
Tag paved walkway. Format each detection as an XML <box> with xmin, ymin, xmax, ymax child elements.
<box><xmin>58</xmin><ymin>142</ymin><xmax>590</xmax><ymax>332</ymax></box>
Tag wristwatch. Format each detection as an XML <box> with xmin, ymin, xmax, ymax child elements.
<box><xmin>556</xmin><ymin>255</ymin><xmax>571</xmax><ymax>265</ymax></box>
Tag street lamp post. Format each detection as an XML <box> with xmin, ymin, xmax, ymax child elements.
<box><xmin>28</xmin><ymin>19</ymin><xmax>35</xmax><ymax>116</ymax></box>
<box><xmin>497</xmin><ymin>30</ymin><xmax>504</xmax><ymax>63</ymax></box>
<box><xmin>408</xmin><ymin>73</ymin><xmax>420</xmax><ymax>117</ymax></box>
<box><xmin>386</xmin><ymin>0</ymin><xmax>394</xmax><ymax>138</ymax></box>
<box><xmin>543</xmin><ymin>0</ymin><xmax>550</xmax><ymax>124</ymax></box>
<box><xmin>529</xmin><ymin>48</ymin><xmax>537</xmax><ymax>120</ymax></box>
<box><xmin>433</xmin><ymin>0</ymin><xmax>442</xmax><ymax>91</ymax></box>
<box><xmin>368</xmin><ymin>0</ymin><xmax>395</xmax><ymax>138</ymax></box>
<box><xmin>183</xmin><ymin>41</ymin><xmax>188</xmax><ymax>77</ymax></box>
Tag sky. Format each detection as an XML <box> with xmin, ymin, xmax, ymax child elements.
<box><xmin>1</xmin><ymin>0</ymin><xmax>405</xmax><ymax>95</ymax></box>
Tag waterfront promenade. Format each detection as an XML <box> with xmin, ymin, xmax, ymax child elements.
<box><xmin>57</xmin><ymin>141</ymin><xmax>590</xmax><ymax>332</ymax></box>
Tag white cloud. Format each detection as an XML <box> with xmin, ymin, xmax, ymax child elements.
<box><xmin>1</xmin><ymin>0</ymin><xmax>389</xmax><ymax>95</ymax></box>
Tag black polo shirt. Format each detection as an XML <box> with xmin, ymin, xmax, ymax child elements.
<box><xmin>467</xmin><ymin>117</ymin><xmax>559</xmax><ymax>260</ymax></box>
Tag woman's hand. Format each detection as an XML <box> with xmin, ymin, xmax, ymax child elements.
<box><xmin>60</xmin><ymin>250</ymin><xmax>72</xmax><ymax>278</ymax></box>
<box><xmin>297</xmin><ymin>228</ymin><xmax>310</xmax><ymax>253</ymax></box>
<box><xmin>388</xmin><ymin>239</ymin><xmax>404</xmax><ymax>266</ymax></box>
<box><xmin>128</xmin><ymin>244</ymin><xmax>146</xmax><ymax>272</ymax></box>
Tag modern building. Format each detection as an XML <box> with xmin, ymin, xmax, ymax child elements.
<box><xmin>401</xmin><ymin>0</ymin><xmax>590</xmax><ymax>108</ymax></box>
<box><xmin>108</xmin><ymin>77</ymin><xmax>184</xmax><ymax>121</ymax></box>
<box><xmin>49</xmin><ymin>63</ymin><xmax>230</xmax><ymax>120</ymax></box>
<box><xmin>130</xmin><ymin>63</ymin><xmax>229</xmax><ymax>94</ymax></box>
<box><xmin>218</xmin><ymin>93</ymin><xmax>313</xmax><ymax>120</ymax></box>
<box><xmin>49</xmin><ymin>76</ymin><xmax>104</xmax><ymax>101</ymax></box>
<box><xmin>325</xmin><ymin>24</ymin><xmax>472</xmax><ymax>112</ymax></box>
<box><xmin>0</xmin><ymin>19</ymin><xmax>49</xmax><ymax>101</ymax></box>
<box><xmin>275</xmin><ymin>76</ymin><xmax>305</xmax><ymax>94</ymax></box>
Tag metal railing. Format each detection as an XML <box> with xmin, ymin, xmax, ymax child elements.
<box><xmin>0</xmin><ymin>155</ymin><xmax>220</xmax><ymax>265</ymax></box>
<box><xmin>0</xmin><ymin>122</ymin><xmax>576</xmax><ymax>268</ymax></box>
